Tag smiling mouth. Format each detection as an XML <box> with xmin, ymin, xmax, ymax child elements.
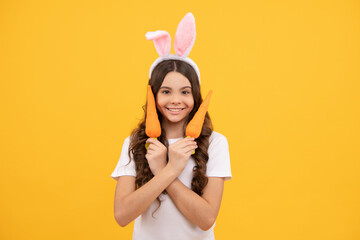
<box><xmin>166</xmin><ymin>108</ymin><xmax>185</xmax><ymax>112</ymax></box>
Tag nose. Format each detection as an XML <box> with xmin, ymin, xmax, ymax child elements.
<box><xmin>170</xmin><ymin>93</ymin><xmax>181</xmax><ymax>104</ymax></box>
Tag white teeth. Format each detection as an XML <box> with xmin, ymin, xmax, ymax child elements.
<box><xmin>168</xmin><ymin>108</ymin><xmax>183</xmax><ymax>112</ymax></box>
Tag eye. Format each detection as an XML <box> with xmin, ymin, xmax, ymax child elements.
<box><xmin>182</xmin><ymin>90</ymin><xmax>191</xmax><ymax>95</ymax></box>
<box><xmin>161</xmin><ymin>90</ymin><xmax>170</xmax><ymax>94</ymax></box>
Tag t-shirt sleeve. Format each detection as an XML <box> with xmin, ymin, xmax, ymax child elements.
<box><xmin>206</xmin><ymin>133</ymin><xmax>232</xmax><ymax>181</ymax></box>
<box><xmin>110</xmin><ymin>136</ymin><xmax>136</xmax><ymax>180</ymax></box>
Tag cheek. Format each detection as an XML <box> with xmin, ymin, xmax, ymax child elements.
<box><xmin>187</xmin><ymin>98</ymin><xmax>195</xmax><ymax>110</ymax></box>
<box><xmin>156</xmin><ymin>97</ymin><xmax>166</xmax><ymax>109</ymax></box>
<box><xmin>155</xmin><ymin>94</ymin><xmax>162</xmax><ymax>107</ymax></box>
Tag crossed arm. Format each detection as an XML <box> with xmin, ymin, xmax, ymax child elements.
<box><xmin>113</xmin><ymin>138</ymin><xmax>225</xmax><ymax>230</ymax></box>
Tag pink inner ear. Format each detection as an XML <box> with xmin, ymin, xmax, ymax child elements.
<box><xmin>155</xmin><ymin>36</ymin><xmax>170</xmax><ymax>56</ymax></box>
<box><xmin>145</xmin><ymin>31</ymin><xmax>171</xmax><ymax>57</ymax></box>
<box><xmin>174</xmin><ymin>13</ymin><xmax>196</xmax><ymax>57</ymax></box>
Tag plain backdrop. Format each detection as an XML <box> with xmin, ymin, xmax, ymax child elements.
<box><xmin>0</xmin><ymin>0</ymin><xmax>359</xmax><ymax>239</ymax></box>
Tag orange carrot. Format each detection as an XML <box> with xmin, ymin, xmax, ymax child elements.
<box><xmin>145</xmin><ymin>85</ymin><xmax>161</xmax><ymax>138</ymax></box>
<box><xmin>186</xmin><ymin>90</ymin><xmax>213</xmax><ymax>139</ymax></box>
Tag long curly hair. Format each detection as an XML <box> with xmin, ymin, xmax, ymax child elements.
<box><xmin>128</xmin><ymin>60</ymin><xmax>213</xmax><ymax>207</ymax></box>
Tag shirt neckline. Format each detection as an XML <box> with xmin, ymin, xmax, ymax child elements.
<box><xmin>167</xmin><ymin>137</ymin><xmax>184</xmax><ymax>144</ymax></box>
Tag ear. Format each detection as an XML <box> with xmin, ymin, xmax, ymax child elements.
<box><xmin>145</xmin><ymin>30</ymin><xmax>171</xmax><ymax>57</ymax></box>
<box><xmin>174</xmin><ymin>12</ymin><xmax>196</xmax><ymax>57</ymax></box>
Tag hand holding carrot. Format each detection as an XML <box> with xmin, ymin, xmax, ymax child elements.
<box><xmin>167</xmin><ymin>137</ymin><xmax>198</xmax><ymax>174</ymax></box>
<box><xmin>145</xmin><ymin>138</ymin><xmax>167</xmax><ymax>175</ymax></box>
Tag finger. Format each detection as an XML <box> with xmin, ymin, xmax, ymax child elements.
<box><xmin>146</xmin><ymin>148</ymin><xmax>154</xmax><ymax>154</ymax></box>
<box><xmin>173</xmin><ymin>137</ymin><xmax>194</xmax><ymax>143</ymax></box>
<box><xmin>146</xmin><ymin>143</ymin><xmax>155</xmax><ymax>150</ymax></box>
<box><xmin>146</xmin><ymin>138</ymin><xmax>155</xmax><ymax>143</ymax></box>
<box><xmin>145</xmin><ymin>139</ymin><xmax>155</xmax><ymax>150</ymax></box>
<box><xmin>179</xmin><ymin>139</ymin><xmax>197</xmax><ymax>149</ymax></box>
<box><xmin>184</xmin><ymin>146</ymin><xmax>197</xmax><ymax>155</ymax></box>
<box><xmin>173</xmin><ymin>137</ymin><xmax>196</xmax><ymax>147</ymax></box>
<box><xmin>184</xmin><ymin>142</ymin><xmax>198</xmax><ymax>153</ymax></box>
<box><xmin>146</xmin><ymin>147</ymin><xmax>158</xmax><ymax>154</ymax></box>
<box><xmin>146</xmin><ymin>138</ymin><xmax>165</xmax><ymax>148</ymax></box>
<box><xmin>182</xmin><ymin>137</ymin><xmax>195</xmax><ymax>142</ymax></box>
<box><xmin>147</xmin><ymin>143</ymin><xmax>161</xmax><ymax>152</ymax></box>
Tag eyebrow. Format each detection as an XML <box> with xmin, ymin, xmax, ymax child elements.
<box><xmin>159</xmin><ymin>86</ymin><xmax>192</xmax><ymax>90</ymax></box>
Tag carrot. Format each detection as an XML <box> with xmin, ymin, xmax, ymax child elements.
<box><xmin>145</xmin><ymin>85</ymin><xmax>161</xmax><ymax>149</ymax></box>
<box><xmin>186</xmin><ymin>90</ymin><xmax>213</xmax><ymax>139</ymax></box>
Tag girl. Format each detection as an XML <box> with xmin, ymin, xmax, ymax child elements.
<box><xmin>111</xmin><ymin>13</ymin><xmax>231</xmax><ymax>240</ymax></box>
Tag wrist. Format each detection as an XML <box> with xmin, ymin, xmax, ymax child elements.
<box><xmin>166</xmin><ymin>177</ymin><xmax>180</xmax><ymax>191</ymax></box>
<box><xmin>164</xmin><ymin>164</ymin><xmax>181</xmax><ymax>179</ymax></box>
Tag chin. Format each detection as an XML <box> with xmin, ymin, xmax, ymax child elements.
<box><xmin>166</xmin><ymin>116</ymin><xmax>186</xmax><ymax>124</ymax></box>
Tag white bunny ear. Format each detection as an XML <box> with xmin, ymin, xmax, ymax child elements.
<box><xmin>145</xmin><ymin>31</ymin><xmax>171</xmax><ymax>57</ymax></box>
<box><xmin>174</xmin><ymin>13</ymin><xmax>196</xmax><ymax>57</ymax></box>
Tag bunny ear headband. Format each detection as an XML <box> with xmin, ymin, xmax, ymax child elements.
<box><xmin>145</xmin><ymin>12</ymin><xmax>201</xmax><ymax>83</ymax></box>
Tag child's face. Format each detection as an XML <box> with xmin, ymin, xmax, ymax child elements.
<box><xmin>156</xmin><ymin>71</ymin><xmax>194</xmax><ymax>126</ymax></box>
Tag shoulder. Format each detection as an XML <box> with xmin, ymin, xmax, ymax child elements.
<box><xmin>206</xmin><ymin>131</ymin><xmax>232</xmax><ymax>179</ymax></box>
<box><xmin>209</xmin><ymin>131</ymin><xmax>228</xmax><ymax>145</ymax></box>
<box><xmin>208</xmin><ymin>131</ymin><xmax>229</xmax><ymax>151</ymax></box>
<box><xmin>124</xmin><ymin>136</ymin><xmax>131</xmax><ymax>144</ymax></box>
<box><xmin>119</xmin><ymin>136</ymin><xmax>132</xmax><ymax>151</ymax></box>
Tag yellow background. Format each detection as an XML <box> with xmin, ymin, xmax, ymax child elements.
<box><xmin>1</xmin><ymin>0</ymin><xmax>359</xmax><ymax>239</ymax></box>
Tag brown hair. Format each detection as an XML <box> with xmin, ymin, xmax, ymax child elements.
<box><xmin>128</xmin><ymin>60</ymin><xmax>213</xmax><ymax>208</ymax></box>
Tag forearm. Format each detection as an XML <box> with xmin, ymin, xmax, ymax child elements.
<box><xmin>115</xmin><ymin>165</ymin><xmax>178</xmax><ymax>226</ymax></box>
<box><xmin>166</xmin><ymin>179</ymin><xmax>217</xmax><ymax>230</ymax></box>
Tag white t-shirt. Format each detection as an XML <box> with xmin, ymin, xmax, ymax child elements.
<box><xmin>111</xmin><ymin>131</ymin><xmax>232</xmax><ymax>240</ymax></box>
